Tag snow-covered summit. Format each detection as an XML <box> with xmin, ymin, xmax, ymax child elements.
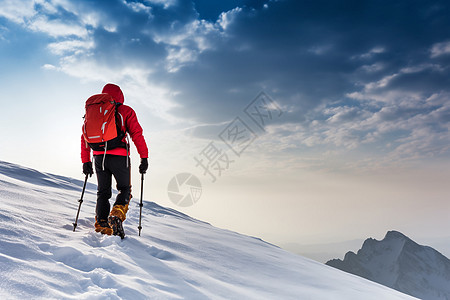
<box><xmin>0</xmin><ymin>160</ymin><xmax>416</xmax><ymax>299</ymax></box>
<box><xmin>326</xmin><ymin>230</ymin><xmax>450</xmax><ymax>300</ymax></box>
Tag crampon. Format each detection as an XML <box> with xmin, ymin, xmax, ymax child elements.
<box><xmin>108</xmin><ymin>215</ymin><xmax>125</xmax><ymax>239</ymax></box>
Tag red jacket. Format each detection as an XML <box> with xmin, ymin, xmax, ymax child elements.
<box><xmin>81</xmin><ymin>84</ymin><xmax>148</xmax><ymax>163</ymax></box>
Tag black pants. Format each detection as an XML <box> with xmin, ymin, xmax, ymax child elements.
<box><xmin>94</xmin><ymin>155</ymin><xmax>131</xmax><ymax>221</ymax></box>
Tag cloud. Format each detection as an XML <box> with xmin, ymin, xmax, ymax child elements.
<box><xmin>2</xmin><ymin>0</ymin><xmax>450</xmax><ymax>168</ymax></box>
<box><xmin>163</xmin><ymin>0</ymin><xmax>450</xmax><ymax>122</ymax></box>
<box><xmin>28</xmin><ymin>15</ymin><xmax>88</xmax><ymax>38</ymax></box>
<box><xmin>124</xmin><ymin>1</ymin><xmax>153</xmax><ymax>14</ymax></box>
<box><xmin>430</xmin><ymin>41</ymin><xmax>450</xmax><ymax>58</ymax></box>
<box><xmin>0</xmin><ymin>0</ymin><xmax>35</xmax><ymax>24</ymax></box>
<box><xmin>0</xmin><ymin>25</ymin><xmax>8</xmax><ymax>41</ymax></box>
<box><xmin>47</xmin><ymin>39</ymin><xmax>94</xmax><ymax>55</ymax></box>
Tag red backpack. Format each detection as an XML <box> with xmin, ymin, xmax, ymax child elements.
<box><xmin>82</xmin><ymin>93</ymin><xmax>126</xmax><ymax>151</ymax></box>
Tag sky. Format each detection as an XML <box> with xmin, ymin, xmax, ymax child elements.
<box><xmin>1</xmin><ymin>0</ymin><xmax>450</xmax><ymax>253</ymax></box>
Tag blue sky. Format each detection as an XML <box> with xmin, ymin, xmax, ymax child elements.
<box><xmin>1</xmin><ymin>0</ymin><xmax>450</xmax><ymax>249</ymax></box>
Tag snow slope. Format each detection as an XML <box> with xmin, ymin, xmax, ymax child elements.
<box><xmin>0</xmin><ymin>161</ymin><xmax>417</xmax><ymax>299</ymax></box>
<box><xmin>326</xmin><ymin>231</ymin><xmax>450</xmax><ymax>300</ymax></box>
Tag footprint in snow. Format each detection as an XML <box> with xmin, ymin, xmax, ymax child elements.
<box><xmin>38</xmin><ymin>243</ymin><xmax>126</xmax><ymax>274</ymax></box>
<box><xmin>82</xmin><ymin>231</ymin><xmax>119</xmax><ymax>248</ymax></box>
<box><xmin>145</xmin><ymin>245</ymin><xmax>175</xmax><ymax>261</ymax></box>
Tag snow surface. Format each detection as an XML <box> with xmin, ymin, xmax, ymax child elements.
<box><xmin>0</xmin><ymin>161</ymin><xmax>418</xmax><ymax>299</ymax></box>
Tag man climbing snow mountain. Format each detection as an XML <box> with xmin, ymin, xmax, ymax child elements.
<box><xmin>81</xmin><ymin>83</ymin><xmax>148</xmax><ymax>238</ymax></box>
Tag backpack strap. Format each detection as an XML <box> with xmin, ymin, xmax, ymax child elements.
<box><xmin>114</xmin><ymin>102</ymin><xmax>127</xmax><ymax>144</ymax></box>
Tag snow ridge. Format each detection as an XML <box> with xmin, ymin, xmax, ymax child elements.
<box><xmin>0</xmin><ymin>160</ymin><xmax>417</xmax><ymax>299</ymax></box>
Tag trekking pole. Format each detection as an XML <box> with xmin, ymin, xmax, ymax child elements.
<box><xmin>73</xmin><ymin>174</ymin><xmax>88</xmax><ymax>232</ymax></box>
<box><xmin>138</xmin><ymin>173</ymin><xmax>144</xmax><ymax>236</ymax></box>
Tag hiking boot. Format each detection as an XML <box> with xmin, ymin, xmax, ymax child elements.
<box><xmin>94</xmin><ymin>218</ymin><xmax>113</xmax><ymax>235</ymax></box>
<box><xmin>109</xmin><ymin>204</ymin><xmax>128</xmax><ymax>222</ymax></box>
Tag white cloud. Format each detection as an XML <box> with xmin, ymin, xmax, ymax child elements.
<box><xmin>217</xmin><ymin>7</ymin><xmax>242</xmax><ymax>30</ymax></box>
<box><xmin>350</xmin><ymin>64</ymin><xmax>444</xmax><ymax>105</ymax></box>
<box><xmin>78</xmin><ymin>12</ymin><xmax>100</xmax><ymax>28</ymax></box>
<box><xmin>47</xmin><ymin>39</ymin><xmax>94</xmax><ymax>55</ymax></box>
<box><xmin>27</xmin><ymin>15</ymin><xmax>88</xmax><ymax>38</ymax></box>
<box><xmin>399</xmin><ymin>63</ymin><xmax>443</xmax><ymax>74</ymax></box>
<box><xmin>124</xmin><ymin>1</ymin><xmax>152</xmax><ymax>14</ymax></box>
<box><xmin>153</xmin><ymin>19</ymin><xmax>222</xmax><ymax>72</ymax></box>
<box><xmin>364</xmin><ymin>73</ymin><xmax>398</xmax><ymax>91</ymax></box>
<box><xmin>34</xmin><ymin>0</ymin><xmax>58</xmax><ymax>14</ymax></box>
<box><xmin>0</xmin><ymin>0</ymin><xmax>35</xmax><ymax>24</ymax></box>
<box><xmin>359</xmin><ymin>63</ymin><xmax>385</xmax><ymax>73</ymax></box>
<box><xmin>353</xmin><ymin>46</ymin><xmax>386</xmax><ymax>60</ymax></box>
<box><xmin>166</xmin><ymin>46</ymin><xmax>198</xmax><ymax>72</ymax></box>
<box><xmin>430</xmin><ymin>40</ymin><xmax>450</xmax><ymax>58</ymax></box>
<box><xmin>324</xmin><ymin>106</ymin><xmax>361</xmax><ymax>124</ymax></box>
<box><xmin>41</xmin><ymin>63</ymin><xmax>57</xmax><ymax>70</ymax></box>
<box><xmin>260</xmin><ymin>88</ymin><xmax>450</xmax><ymax>171</ymax></box>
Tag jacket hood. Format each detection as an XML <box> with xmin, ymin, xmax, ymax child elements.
<box><xmin>102</xmin><ymin>83</ymin><xmax>124</xmax><ymax>104</ymax></box>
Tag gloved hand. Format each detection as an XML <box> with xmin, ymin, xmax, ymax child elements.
<box><xmin>139</xmin><ymin>158</ymin><xmax>148</xmax><ymax>174</ymax></box>
<box><xmin>83</xmin><ymin>161</ymin><xmax>94</xmax><ymax>177</ymax></box>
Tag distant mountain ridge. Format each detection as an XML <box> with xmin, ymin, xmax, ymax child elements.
<box><xmin>326</xmin><ymin>230</ymin><xmax>450</xmax><ymax>300</ymax></box>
